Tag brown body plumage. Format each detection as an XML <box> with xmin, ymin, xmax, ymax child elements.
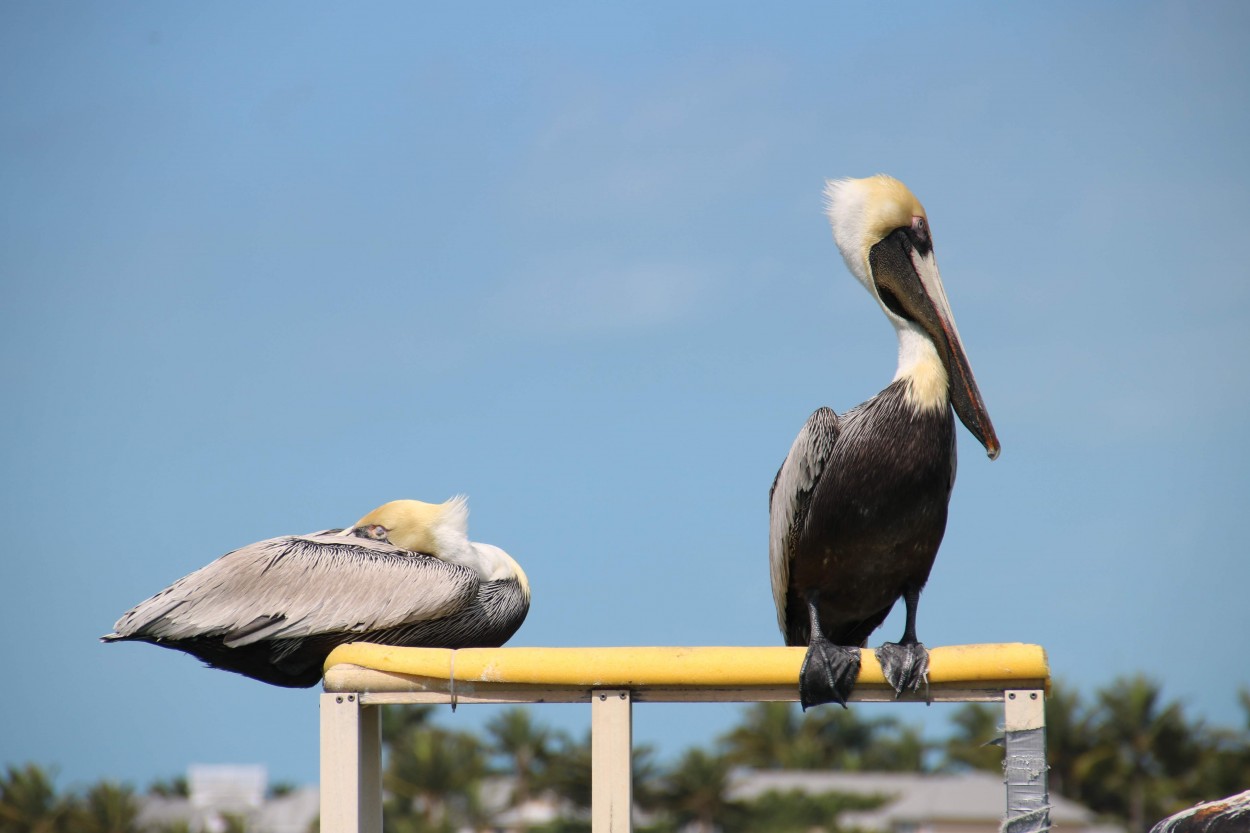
<box><xmin>769</xmin><ymin>176</ymin><xmax>998</xmax><ymax>708</ymax></box>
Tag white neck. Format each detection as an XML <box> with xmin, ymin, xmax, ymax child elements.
<box><xmin>472</xmin><ymin>543</ymin><xmax>528</xmax><ymax>593</ymax></box>
<box><xmin>892</xmin><ymin>323</ymin><xmax>949</xmax><ymax>413</ymax></box>
<box><xmin>430</xmin><ymin>521</ymin><xmax>478</xmax><ymax>570</ymax></box>
<box><xmin>433</xmin><ymin>526</ymin><xmax>518</xmax><ymax>585</ymax></box>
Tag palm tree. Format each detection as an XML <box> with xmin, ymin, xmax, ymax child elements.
<box><xmin>859</xmin><ymin>718</ymin><xmax>928</xmax><ymax>771</ymax></box>
<box><xmin>1075</xmin><ymin>675</ymin><xmax>1201</xmax><ymax>832</ymax></box>
<box><xmin>65</xmin><ymin>781</ymin><xmax>141</xmax><ymax>833</ymax></box>
<box><xmin>720</xmin><ymin>701</ymin><xmax>927</xmax><ymax>772</ymax></box>
<box><xmin>145</xmin><ymin>776</ymin><xmax>188</xmax><ymax>798</ymax></box>
<box><xmin>805</xmin><ymin>707</ymin><xmax>931</xmax><ymax>771</ymax></box>
<box><xmin>739</xmin><ymin>788</ymin><xmax>887</xmax><ymax>833</ymax></box>
<box><xmin>542</xmin><ymin>731</ymin><xmax>663</xmax><ymax>824</ymax></box>
<box><xmin>942</xmin><ymin>703</ymin><xmax>1003</xmax><ymax>773</ymax></box>
<box><xmin>1041</xmin><ymin>683</ymin><xmax>1096</xmax><ymax>802</ymax></box>
<box><xmin>544</xmin><ymin>731</ymin><xmax>593</xmax><ymax>814</ymax></box>
<box><xmin>1185</xmin><ymin>685</ymin><xmax>1250</xmax><ymax>808</ymax></box>
<box><xmin>940</xmin><ymin>682</ymin><xmax>1104</xmax><ymax>802</ymax></box>
<box><xmin>381</xmin><ymin>705</ymin><xmax>436</xmax><ymax>746</ymax></box>
<box><xmin>0</xmin><ymin>763</ymin><xmax>72</xmax><ymax>833</ymax></box>
<box><xmin>719</xmin><ymin>702</ymin><xmax>804</xmax><ymax>768</ymax></box>
<box><xmin>384</xmin><ymin>723</ymin><xmax>487</xmax><ymax>833</ymax></box>
<box><xmin>486</xmin><ymin>707</ymin><xmax>556</xmax><ymax>807</ymax></box>
<box><xmin>628</xmin><ymin>744</ymin><xmax>665</xmax><ymax>819</ymax></box>
<box><xmin>658</xmin><ymin>747</ymin><xmax>746</xmax><ymax>833</ymax></box>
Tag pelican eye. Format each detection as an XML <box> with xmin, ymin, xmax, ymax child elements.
<box><xmin>908</xmin><ymin>216</ymin><xmax>932</xmax><ymax>254</ymax></box>
<box><xmin>353</xmin><ymin>524</ymin><xmax>391</xmax><ymax>542</ymax></box>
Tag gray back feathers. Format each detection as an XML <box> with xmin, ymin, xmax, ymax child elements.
<box><xmin>106</xmin><ymin>530</ymin><xmax>480</xmax><ymax>645</ymax></box>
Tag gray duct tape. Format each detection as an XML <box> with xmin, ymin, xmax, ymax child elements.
<box><xmin>1001</xmin><ymin>726</ymin><xmax>1050</xmax><ymax>833</ymax></box>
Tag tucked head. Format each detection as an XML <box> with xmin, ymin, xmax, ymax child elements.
<box><xmin>350</xmin><ymin>497</ymin><xmax>469</xmax><ymax>555</ymax></box>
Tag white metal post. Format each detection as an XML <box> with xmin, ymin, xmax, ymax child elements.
<box><xmin>591</xmin><ymin>689</ymin><xmax>633</xmax><ymax>833</ymax></box>
<box><xmin>320</xmin><ymin>692</ymin><xmax>382</xmax><ymax>833</ymax></box>
<box><xmin>1002</xmin><ymin>688</ymin><xmax>1049</xmax><ymax>833</ymax></box>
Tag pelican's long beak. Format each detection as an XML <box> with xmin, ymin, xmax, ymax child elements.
<box><xmin>868</xmin><ymin>221</ymin><xmax>1000</xmax><ymax>459</ymax></box>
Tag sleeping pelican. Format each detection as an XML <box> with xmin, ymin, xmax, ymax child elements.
<box><xmin>770</xmin><ymin>175</ymin><xmax>999</xmax><ymax>709</ymax></box>
<box><xmin>103</xmin><ymin>497</ymin><xmax>530</xmax><ymax>687</ymax></box>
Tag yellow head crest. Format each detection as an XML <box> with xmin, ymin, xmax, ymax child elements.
<box><xmin>352</xmin><ymin>496</ymin><xmax>469</xmax><ymax>554</ymax></box>
<box><xmin>825</xmin><ymin>174</ymin><xmax>927</xmax><ymax>285</ymax></box>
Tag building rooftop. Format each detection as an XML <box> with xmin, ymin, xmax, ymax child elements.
<box><xmin>728</xmin><ymin>768</ymin><xmax>1124</xmax><ymax>833</ymax></box>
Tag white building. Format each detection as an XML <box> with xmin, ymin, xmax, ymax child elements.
<box><xmin>136</xmin><ymin>765</ymin><xmax>318</xmax><ymax>833</ymax></box>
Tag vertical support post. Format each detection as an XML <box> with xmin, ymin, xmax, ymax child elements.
<box><xmin>1002</xmin><ymin>689</ymin><xmax>1050</xmax><ymax>833</ymax></box>
<box><xmin>591</xmin><ymin>689</ymin><xmax>633</xmax><ymax>833</ymax></box>
<box><xmin>360</xmin><ymin>701</ymin><xmax>382</xmax><ymax>832</ymax></box>
<box><xmin>321</xmin><ymin>693</ymin><xmax>383</xmax><ymax>833</ymax></box>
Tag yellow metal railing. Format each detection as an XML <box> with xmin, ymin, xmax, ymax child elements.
<box><xmin>320</xmin><ymin>643</ymin><xmax>1051</xmax><ymax>833</ymax></box>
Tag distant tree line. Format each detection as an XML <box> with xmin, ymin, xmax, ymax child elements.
<box><xmin>3</xmin><ymin>675</ymin><xmax>1247</xmax><ymax>833</ymax></box>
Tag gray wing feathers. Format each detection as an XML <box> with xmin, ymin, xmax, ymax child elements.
<box><xmin>768</xmin><ymin>407</ymin><xmax>840</xmax><ymax>637</ymax></box>
<box><xmin>109</xmin><ymin>531</ymin><xmax>480</xmax><ymax>644</ymax></box>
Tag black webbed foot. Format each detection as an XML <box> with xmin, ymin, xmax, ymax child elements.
<box><xmin>874</xmin><ymin>641</ymin><xmax>929</xmax><ymax>698</ymax></box>
<box><xmin>799</xmin><ymin>638</ymin><xmax>861</xmax><ymax>710</ymax></box>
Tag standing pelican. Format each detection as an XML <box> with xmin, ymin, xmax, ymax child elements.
<box><xmin>769</xmin><ymin>175</ymin><xmax>999</xmax><ymax>709</ymax></box>
<box><xmin>103</xmin><ymin>497</ymin><xmax>530</xmax><ymax>687</ymax></box>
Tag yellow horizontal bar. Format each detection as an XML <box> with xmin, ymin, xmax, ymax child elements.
<box><xmin>324</xmin><ymin>643</ymin><xmax>1047</xmax><ymax>689</ymax></box>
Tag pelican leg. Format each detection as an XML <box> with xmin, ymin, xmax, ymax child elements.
<box><xmin>875</xmin><ymin>584</ymin><xmax>929</xmax><ymax>698</ymax></box>
<box><xmin>799</xmin><ymin>591</ymin><xmax>861</xmax><ymax>710</ymax></box>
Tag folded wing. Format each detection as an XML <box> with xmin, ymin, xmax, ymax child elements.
<box><xmin>107</xmin><ymin>530</ymin><xmax>480</xmax><ymax>646</ymax></box>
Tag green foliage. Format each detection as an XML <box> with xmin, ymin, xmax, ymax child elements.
<box><xmin>1076</xmin><ymin>675</ymin><xmax>1205</xmax><ymax>832</ymax></box>
<box><xmin>719</xmin><ymin>702</ymin><xmax>931</xmax><ymax>771</ymax></box>
<box><xmin>150</xmin><ymin>822</ymin><xmax>192</xmax><ymax>833</ymax></box>
<box><xmin>527</xmin><ymin>820</ymin><xmax>590</xmax><ymax>833</ymax></box>
<box><xmin>542</xmin><ymin>731</ymin><xmax>593</xmax><ymax>813</ymax></box>
<box><xmin>741</xmin><ymin>789</ymin><xmax>886</xmax><ymax>833</ymax></box>
<box><xmin>538</xmin><ymin>730</ymin><xmax>663</xmax><ymax>817</ymax></box>
<box><xmin>0</xmin><ymin>768</ymin><xmax>143</xmax><ymax>833</ymax></box>
<box><xmin>1040</xmin><ymin>683</ymin><xmax>1097</xmax><ymax>801</ymax></box>
<box><xmin>383</xmin><ymin>715</ymin><xmax>488</xmax><ymax>833</ymax></box>
<box><xmin>942</xmin><ymin>702</ymin><xmax>1004</xmax><ymax>772</ymax></box>
<box><xmin>941</xmin><ymin>678</ymin><xmax>1250</xmax><ymax>832</ymax></box>
<box><xmin>1190</xmin><ymin>687</ymin><xmax>1250</xmax><ymax>800</ymax></box>
<box><xmin>0</xmin><ymin>764</ymin><xmax>73</xmax><ymax>833</ymax></box>
<box><xmin>65</xmin><ymin>781</ymin><xmax>142</xmax><ymax>833</ymax></box>
<box><xmin>381</xmin><ymin>705</ymin><xmax>437</xmax><ymax>746</ymax></box>
<box><xmin>269</xmin><ymin>781</ymin><xmax>297</xmax><ymax>798</ymax></box>
<box><xmin>214</xmin><ymin>814</ymin><xmax>250</xmax><ymax>833</ymax></box>
<box><xmin>658</xmin><ymin>747</ymin><xmax>746</xmax><ymax>833</ymax></box>
<box><xmin>145</xmin><ymin>776</ymin><xmax>188</xmax><ymax>798</ymax></box>
<box><xmin>486</xmin><ymin>707</ymin><xmax>558</xmax><ymax>806</ymax></box>
<box><xmin>5</xmin><ymin>679</ymin><xmax>1249</xmax><ymax>832</ymax></box>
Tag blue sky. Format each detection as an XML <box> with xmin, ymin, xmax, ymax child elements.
<box><xmin>2</xmin><ymin>1</ymin><xmax>1248</xmax><ymax>792</ymax></box>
